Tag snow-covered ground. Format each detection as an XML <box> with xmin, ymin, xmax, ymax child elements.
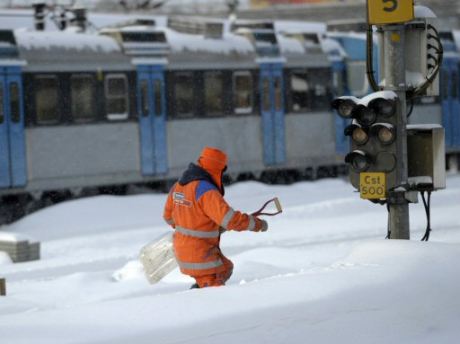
<box><xmin>1</xmin><ymin>174</ymin><xmax>460</xmax><ymax>343</ymax></box>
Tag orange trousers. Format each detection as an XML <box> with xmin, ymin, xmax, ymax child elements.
<box><xmin>194</xmin><ymin>255</ymin><xmax>234</xmax><ymax>288</ymax></box>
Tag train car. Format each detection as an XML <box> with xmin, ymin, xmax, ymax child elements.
<box><xmin>0</xmin><ymin>16</ymin><xmax>337</xmax><ymax>223</ymax></box>
<box><xmin>439</xmin><ymin>30</ymin><xmax>460</xmax><ymax>167</ymax></box>
<box><xmin>273</xmin><ymin>21</ymin><xmax>337</xmax><ymax>178</ymax></box>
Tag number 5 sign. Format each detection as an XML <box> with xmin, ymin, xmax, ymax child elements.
<box><xmin>367</xmin><ymin>0</ymin><xmax>414</xmax><ymax>25</ymax></box>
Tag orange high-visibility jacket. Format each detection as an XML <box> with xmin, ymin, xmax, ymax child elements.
<box><xmin>163</xmin><ymin>163</ymin><xmax>265</xmax><ymax>277</ymax></box>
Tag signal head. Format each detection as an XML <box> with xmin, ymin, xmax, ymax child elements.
<box><xmin>345</xmin><ymin>150</ymin><xmax>372</xmax><ymax>172</ymax></box>
<box><xmin>332</xmin><ymin>97</ymin><xmax>359</xmax><ymax>119</ymax></box>
<box><xmin>368</xmin><ymin>98</ymin><xmax>396</xmax><ymax>118</ymax></box>
<box><xmin>345</xmin><ymin>122</ymin><xmax>369</xmax><ymax>145</ymax></box>
<box><xmin>355</xmin><ymin>105</ymin><xmax>377</xmax><ymax>126</ymax></box>
<box><xmin>370</xmin><ymin>123</ymin><xmax>396</xmax><ymax>145</ymax></box>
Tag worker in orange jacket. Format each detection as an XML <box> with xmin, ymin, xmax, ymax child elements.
<box><xmin>163</xmin><ymin>147</ymin><xmax>268</xmax><ymax>288</ymax></box>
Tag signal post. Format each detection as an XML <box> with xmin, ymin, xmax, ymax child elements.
<box><xmin>369</xmin><ymin>1</ymin><xmax>415</xmax><ymax>239</ymax></box>
<box><xmin>333</xmin><ymin>1</ymin><xmax>445</xmax><ymax>240</ymax></box>
<box><xmin>382</xmin><ymin>25</ymin><xmax>410</xmax><ymax>239</ymax></box>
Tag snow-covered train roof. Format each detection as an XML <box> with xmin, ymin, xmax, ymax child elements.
<box><xmin>1</xmin><ymin>11</ymin><xmax>357</xmax><ymax>71</ymax></box>
<box><xmin>274</xmin><ymin>21</ymin><xmax>326</xmax><ymax>35</ymax></box>
<box><xmin>321</xmin><ymin>37</ymin><xmax>347</xmax><ymax>61</ymax></box>
<box><xmin>325</xmin><ymin>32</ymin><xmax>370</xmax><ymax>62</ymax></box>
<box><xmin>164</xmin><ymin>27</ymin><xmax>258</xmax><ymax>70</ymax></box>
<box><xmin>15</xmin><ymin>29</ymin><xmax>132</xmax><ymax>72</ymax></box>
<box><xmin>277</xmin><ymin>33</ymin><xmax>331</xmax><ymax>68</ymax></box>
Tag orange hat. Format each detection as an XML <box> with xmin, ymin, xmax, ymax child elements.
<box><xmin>198</xmin><ymin>147</ymin><xmax>228</xmax><ymax>172</ymax></box>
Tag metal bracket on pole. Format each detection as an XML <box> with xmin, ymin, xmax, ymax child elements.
<box><xmin>388</xmin><ymin>190</ymin><xmax>407</xmax><ymax>205</ymax></box>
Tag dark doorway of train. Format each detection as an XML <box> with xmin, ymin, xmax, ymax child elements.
<box><xmin>0</xmin><ymin>65</ymin><xmax>27</xmax><ymax>188</ymax></box>
<box><xmin>441</xmin><ymin>58</ymin><xmax>460</xmax><ymax>151</ymax></box>
<box><xmin>259</xmin><ymin>63</ymin><xmax>286</xmax><ymax>166</ymax></box>
<box><xmin>137</xmin><ymin>65</ymin><xmax>168</xmax><ymax>176</ymax></box>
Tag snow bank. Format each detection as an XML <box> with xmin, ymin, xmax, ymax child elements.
<box><xmin>0</xmin><ymin>176</ymin><xmax>459</xmax><ymax>343</ymax></box>
<box><xmin>0</xmin><ymin>251</ymin><xmax>12</xmax><ymax>265</ymax></box>
<box><xmin>112</xmin><ymin>260</ymin><xmax>144</xmax><ymax>282</ymax></box>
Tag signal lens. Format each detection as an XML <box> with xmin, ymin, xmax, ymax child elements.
<box><xmin>357</xmin><ymin>107</ymin><xmax>377</xmax><ymax>126</ymax></box>
<box><xmin>352</xmin><ymin>127</ymin><xmax>369</xmax><ymax>145</ymax></box>
<box><xmin>338</xmin><ymin>100</ymin><xmax>355</xmax><ymax>118</ymax></box>
<box><xmin>352</xmin><ymin>155</ymin><xmax>370</xmax><ymax>172</ymax></box>
<box><xmin>345</xmin><ymin>151</ymin><xmax>371</xmax><ymax>172</ymax></box>
<box><xmin>378</xmin><ymin>126</ymin><xmax>395</xmax><ymax>145</ymax></box>
<box><xmin>371</xmin><ymin>98</ymin><xmax>395</xmax><ymax>117</ymax></box>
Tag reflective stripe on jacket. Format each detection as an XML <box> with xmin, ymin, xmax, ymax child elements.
<box><xmin>163</xmin><ymin>179</ymin><xmax>262</xmax><ymax>277</ymax></box>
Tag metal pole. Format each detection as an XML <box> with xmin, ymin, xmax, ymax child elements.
<box><xmin>382</xmin><ymin>25</ymin><xmax>410</xmax><ymax>240</ymax></box>
<box><xmin>0</xmin><ymin>278</ymin><xmax>5</xmax><ymax>296</ymax></box>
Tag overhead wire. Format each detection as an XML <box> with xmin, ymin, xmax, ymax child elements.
<box><xmin>366</xmin><ymin>24</ymin><xmax>380</xmax><ymax>92</ymax></box>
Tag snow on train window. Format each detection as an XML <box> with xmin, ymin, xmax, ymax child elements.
<box><xmin>290</xmin><ymin>71</ymin><xmax>309</xmax><ymax>113</ymax></box>
<box><xmin>233</xmin><ymin>71</ymin><xmax>253</xmax><ymax>115</ymax></box>
<box><xmin>0</xmin><ymin>86</ymin><xmax>3</xmax><ymax>124</ymax></box>
<box><xmin>71</xmin><ymin>75</ymin><xmax>96</xmax><ymax>122</ymax></box>
<box><xmin>204</xmin><ymin>71</ymin><xmax>223</xmax><ymax>116</ymax></box>
<box><xmin>105</xmin><ymin>74</ymin><xmax>129</xmax><ymax>120</ymax></box>
<box><xmin>174</xmin><ymin>72</ymin><xmax>194</xmax><ymax>117</ymax></box>
<box><xmin>10</xmin><ymin>83</ymin><xmax>20</xmax><ymax>123</ymax></box>
<box><xmin>35</xmin><ymin>75</ymin><xmax>59</xmax><ymax>124</ymax></box>
<box><xmin>346</xmin><ymin>61</ymin><xmax>369</xmax><ymax>97</ymax></box>
<box><xmin>309</xmin><ymin>68</ymin><xmax>333</xmax><ymax>111</ymax></box>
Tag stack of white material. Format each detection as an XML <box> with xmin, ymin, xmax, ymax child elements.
<box><xmin>139</xmin><ymin>233</ymin><xmax>177</xmax><ymax>284</ymax></box>
<box><xmin>0</xmin><ymin>231</ymin><xmax>40</xmax><ymax>263</ymax></box>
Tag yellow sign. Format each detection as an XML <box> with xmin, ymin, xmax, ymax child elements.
<box><xmin>360</xmin><ymin>172</ymin><xmax>386</xmax><ymax>199</ymax></box>
<box><xmin>367</xmin><ymin>0</ymin><xmax>414</xmax><ymax>25</ymax></box>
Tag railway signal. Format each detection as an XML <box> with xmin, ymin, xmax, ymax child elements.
<box><xmin>334</xmin><ymin>0</ymin><xmax>446</xmax><ymax>240</ymax></box>
<box><xmin>333</xmin><ymin>91</ymin><xmax>400</xmax><ymax>200</ymax></box>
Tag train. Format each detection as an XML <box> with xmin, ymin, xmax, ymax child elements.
<box><xmin>0</xmin><ymin>11</ymin><xmax>458</xmax><ymax>223</ymax></box>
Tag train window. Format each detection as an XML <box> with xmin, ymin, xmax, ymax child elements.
<box><xmin>105</xmin><ymin>74</ymin><xmax>129</xmax><ymax>120</ymax></box>
<box><xmin>308</xmin><ymin>69</ymin><xmax>332</xmax><ymax>111</ymax></box>
<box><xmin>204</xmin><ymin>71</ymin><xmax>223</xmax><ymax>116</ymax></box>
<box><xmin>0</xmin><ymin>86</ymin><xmax>3</xmax><ymax>124</ymax></box>
<box><xmin>262</xmin><ymin>77</ymin><xmax>270</xmax><ymax>112</ymax></box>
<box><xmin>10</xmin><ymin>83</ymin><xmax>20</xmax><ymax>123</ymax></box>
<box><xmin>71</xmin><ymin>75</ymin><xmax>96</xmax><ymax>122</ymax></box>
<box><xmin>140</xmin><ymin>79</ymin><xmax>149</xmax><ymax>117</ymax></box>
<box><xmin>233</xmin><ymin>72</ymin><xmax>253</xmax><ymax>114</ymax></box>
<box><xmin>154</xmin><ymin>79</ymin><xmax>162</xmax><ymax>116</ymax></box>
<box><xmin>35</xmin><ymin>75</ymin><xmax>59</xmax><ymax>124</ymax></box>
<box><xmin>346</xmin><ymin>61</ymin><xmax>368</xmax><ymax>97</ymax></box>
<box><xmin>174</xmin><ymin>72</ymin><xmax>194</xmax><ymax>117</ymax></box>
<box><xmin>274</xmin><ymin>77</ymin><xmax>282</xmax><ymax>111</ymax></box>
<box><xmin>290</xmin><ymin>71</ymin><xmax>309</xmax><ymax>113</ymax></box>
